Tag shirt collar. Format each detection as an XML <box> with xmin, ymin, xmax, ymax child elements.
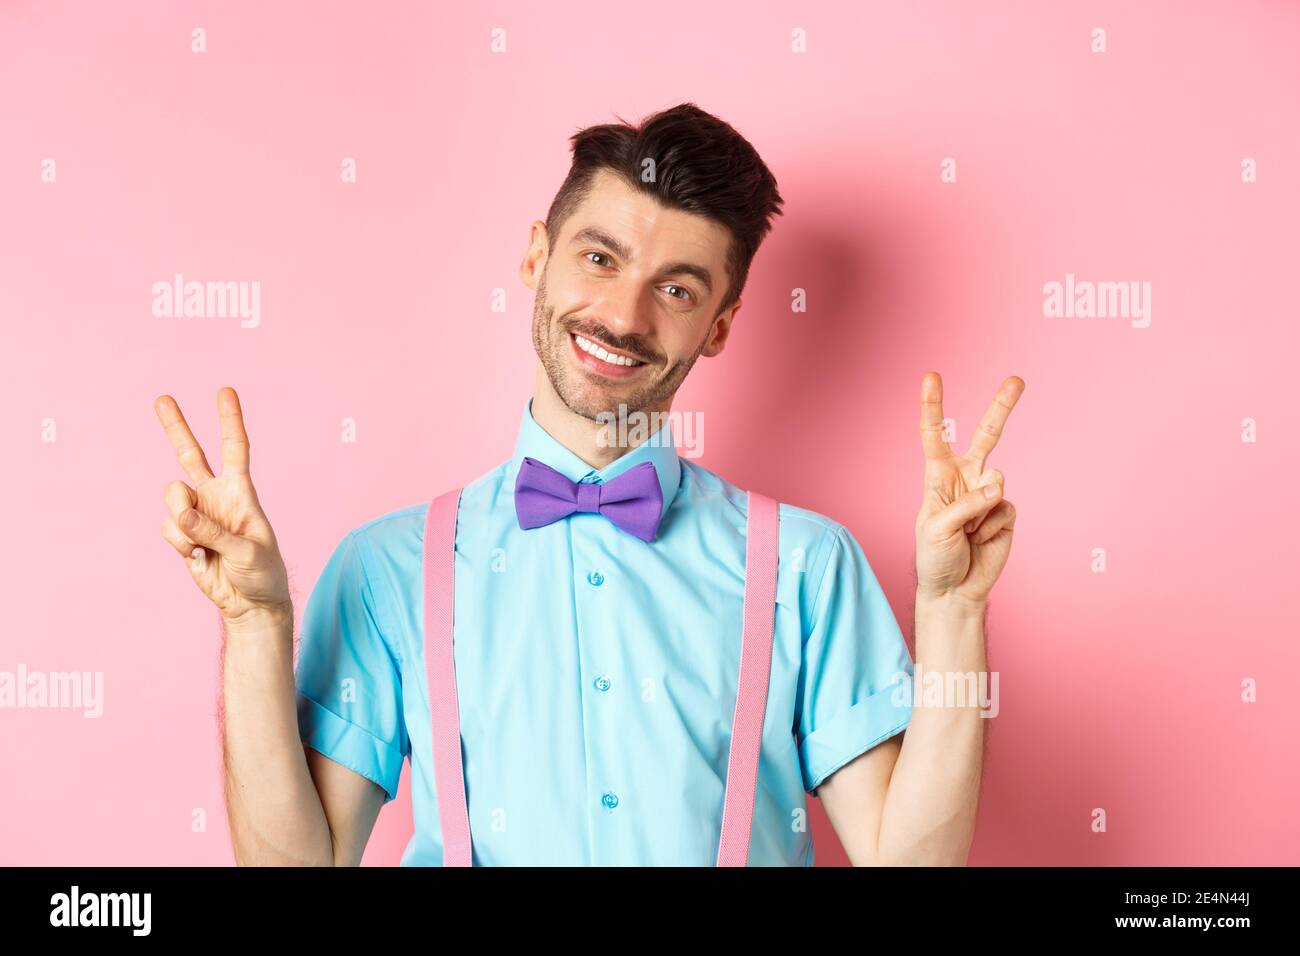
<box><xmin>507</xmin><ymin>397</ymin><xmax>683</xmax><ymax>521</ymax></box>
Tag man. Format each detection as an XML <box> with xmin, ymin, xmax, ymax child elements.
<box><xmin>155</xmin><ymin>102</ymin><xmax>1023</xmax><ymax>866</ymax></box>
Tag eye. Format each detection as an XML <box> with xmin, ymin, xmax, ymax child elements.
<box><xmin>584</xmin><ymin>251</ymin><xmax>613</xmax><ymax>268</ymax></box>
<box><xmin>663</xmin><ymin>284</ymin><xmax>693</xmax><ymax>302</ymax></box>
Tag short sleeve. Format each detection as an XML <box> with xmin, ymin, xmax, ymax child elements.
<box><xmin>294</xmin><ymin>529</ymin><xmax>408</xmax><ymax>803</ymax></box>
<box><xmin>795</xmin><ymin>524</ymin><xmax>914</xmax><ymax>796</ymax></box>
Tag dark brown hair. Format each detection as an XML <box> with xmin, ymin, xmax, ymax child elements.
<box><xmin>544</xmin><ymin>102</ymin><xmax>784</xmax><ymax>317</ymax></box>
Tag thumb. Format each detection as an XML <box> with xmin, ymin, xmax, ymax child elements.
<box><xmin>178</xmin><ymin>508</ymin><xmax>245</xmax><ymax>558</ymax></box>
<box><xmin>929</xmin><ymin>471</ymin><xmax>1003</xmax><ymax>539</ymax></box>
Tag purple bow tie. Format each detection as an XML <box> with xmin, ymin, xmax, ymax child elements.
<box><xmin>514</xmin><ymin>456</ymin><xmax>664</xmax><ymax>542</ymax></box>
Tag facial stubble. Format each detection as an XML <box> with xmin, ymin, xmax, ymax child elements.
<box><xmin>531</xmin><ymin>267</ymin><xmax>711</xmax><ymax>423</ymax></box>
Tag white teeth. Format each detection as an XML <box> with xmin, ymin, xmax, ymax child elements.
<box><xmin>574</xmin><ymin>334</ymin><xmax>642</xmax><ymax>367</ymax></box>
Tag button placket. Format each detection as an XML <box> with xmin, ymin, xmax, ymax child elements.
<box><xmin>570</xmin><ymin>509</ymin><xmax>625</xmax><ymax>859</ymax></box>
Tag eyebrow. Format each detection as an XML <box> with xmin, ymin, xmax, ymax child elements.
<box><xmin>570</xmin><ymin>226</ymin><xmax>715</xmax><ymax>297</ymax></box>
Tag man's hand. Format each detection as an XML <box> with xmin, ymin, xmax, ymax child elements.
<box><xmin>155</xmin><ymin>386</ymin><xmax>293</xmax><ymax>632</ymax></box>
<box><xmin>914</xmin><ymin>371</ymin><xmax>1023</xmax><ymax>607</ymax></box>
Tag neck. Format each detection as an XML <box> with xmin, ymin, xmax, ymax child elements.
<box><xmin>530</xmin><ymin>364</ymin><xmax>672</xmax><ymax>470</ymax></box>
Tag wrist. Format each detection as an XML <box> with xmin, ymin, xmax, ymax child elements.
<box><xmin>915</xmin><ymin>588</ymin><xmax>987</xmax><ymax>621</ymax></box>
<box><xmin>222</xmin><ymin>603</ymin><xmax>294</xmax><ymax>640</ymax></box>
<box><xmin>914</xmin><ymin>591</ymin><xmax>987</xmax><ymax>667</ymax></box>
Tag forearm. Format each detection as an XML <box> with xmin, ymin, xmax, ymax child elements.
<box><xmin>875</xmin><ymin>594</ymin><xmax>988</xmax><ymax>865</ymax></box>
<box><xmin>221</xmin><ymin>612</ymin><xmax>334</xmax><ymax>865</ymax></box>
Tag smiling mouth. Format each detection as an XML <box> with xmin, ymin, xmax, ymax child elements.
<box><xmin>568</xmin><ymin>331</ymin><xmax>649</xmax><ymax>378</ymax></box>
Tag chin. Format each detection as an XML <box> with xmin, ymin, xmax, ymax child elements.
<box><xmin>555</xmin><ymin>381</ymin><xmax>629</xmax><ymax>423</ymax></box>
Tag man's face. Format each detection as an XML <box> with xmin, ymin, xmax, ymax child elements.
<box><xmin>522</xmin><ymin>168</ymin><xmax>740</xmax><ymax>423</ymax></box>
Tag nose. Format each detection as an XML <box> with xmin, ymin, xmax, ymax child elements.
<box><xmin>590</xmin><ymin>278</ymin><xmax>657</xmax><ymax>354</ymax></box>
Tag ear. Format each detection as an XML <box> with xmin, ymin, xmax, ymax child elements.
<box><xmin>518</xmin><ymin>221</ymin><xmax>549</xmax><ymax>290</ymax></box>
<box><xmin>700</xmin><ymin>298</ymin><xmax>742</xmax><ymax>358</ymax></box>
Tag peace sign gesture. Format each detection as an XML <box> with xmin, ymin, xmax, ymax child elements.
<box><xmin>914</xmin><ymin>371</ymin><xmax>1024</xmax><ymax>607</ymax></box>
<box><xmin>155</xmin><ymin>387</ymin><xmax>292</xmax><ymax>633</ymax></box>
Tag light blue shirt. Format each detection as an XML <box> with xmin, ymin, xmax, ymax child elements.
<box><xmin>295</xmin><ymin>397</ymin><xmax>915</xmax><ymax>865</ymax></box>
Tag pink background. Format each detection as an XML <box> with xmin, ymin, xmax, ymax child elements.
<box><xmin>2</xmin><ymin>0</ymin><xmax>1297</xmax><ymax>865</ymax></box>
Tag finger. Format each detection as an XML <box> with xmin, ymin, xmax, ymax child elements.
<box><xmin>929</xmin><ymin>469</ymin><xmax>1003</xmax><ymax>539</ymax></box>
<box><xmin>217</xmin><ymin>386</ymin><xmax>250</xmax><ymax>477</ymax></box>
<box><xmin>972</xmin><ymin>499</ymin><xmax>1016</xmax><ymax>545</ymax></box>
<box><xmin>155</xmin><ymin>395</ymin><xmax>215</xmax><ymax>486</ymax></box>
<box><xmin>161</xmin><ymin>514</ymin><xmax>200</xmax><ymax>560</ymax></box>
<box><xmin>919</xmin><ymin>371</ymin><xmax>953</xmax><ymax>460</ymax></box>
<box><xmin>164</xmin><ymin>479</ymin><xmax>198</xmax><ymax>521</ymax></box>
<box><xmin>964</xmin><ymin>375</ymin><xmax>1025</xmax><ymax>467</ymax></box>
<box><xmin>177</xmin><ymin>507</ymin><xmax>250</xmax><ymax>561</ymax></box>
<box><xmin>964</xmin><ymin>471</ymin><xmax>1005</xmax><ymax>533</ymax></box>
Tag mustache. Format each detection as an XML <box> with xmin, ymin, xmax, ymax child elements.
<box><xmin>563</xmin><ymin>322</ymin><xmax>659</xmax><ymax>364</ymax></box>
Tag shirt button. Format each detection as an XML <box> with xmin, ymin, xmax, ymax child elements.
<box><xmin>594</xmin><ymin>675</ymin><xmax>611</xmax><ymax>692</ymax></box>
<box><xmin>601</xmin><ymin>792</ymin><xmax>619</xmax><ymax>809</ymax></box>
<box><xmin>587</xmin><ymin>569</ymin><xmax>605</xmax><ymax>587</ymax></box>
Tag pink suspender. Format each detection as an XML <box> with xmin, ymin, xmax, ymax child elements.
<box><xmin>422</xmin><ymin>487</ymin><xmax>780</xmax><ymax>867</ymax></box>
<box><xmin>423</xmin><ymin>488</ymin><xmax>473</xmax><ymax>867</ymax></box>
<box><xmin>716</xmin><ymin>491</ymin><xmax>779</xmax><ymax>865</ymax></box>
